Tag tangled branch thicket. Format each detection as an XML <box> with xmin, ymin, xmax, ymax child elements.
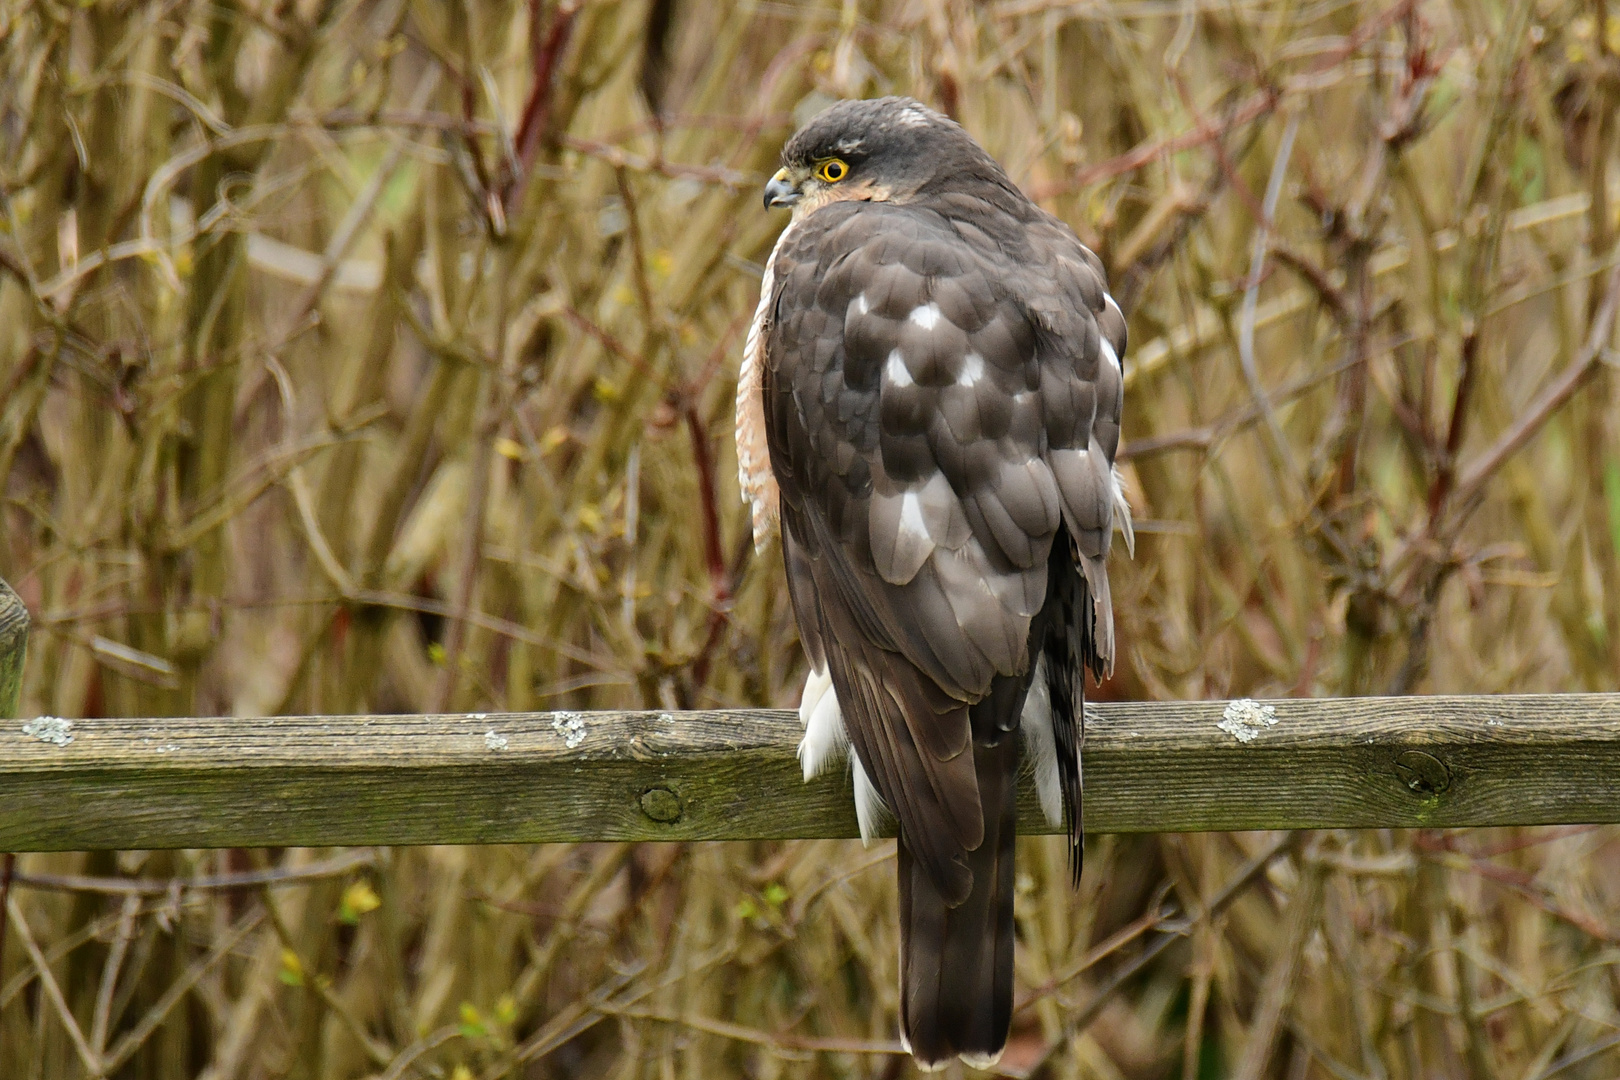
<box><xmin>2</xmin><ymin>0</ymin><xmax>1619</xmax><ymax>1076</ymax></box>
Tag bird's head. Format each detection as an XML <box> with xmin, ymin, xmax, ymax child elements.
<box><xmin>763</xmin><ymin>96</ymin><xmax>1011</xmax><ymax>220</ymax></box>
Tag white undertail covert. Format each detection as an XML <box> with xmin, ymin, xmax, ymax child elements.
<box><xmin>799</xmin><ymin>661</ymin><xmax>1066</xmax><ymax>838</ymax></box>
<box><xmin>797</xmin><ymin>664</ymin><xmax>890</xmax><ymax>843</ymax></box>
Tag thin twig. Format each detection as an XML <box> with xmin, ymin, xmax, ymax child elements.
<box><xmin>1451</xmin><ymin>259</ymin><xmax>1620</xmax><ymax>514</ymax></box>
<box><xmin>1237</xmin><ymin>111</ymin><xmax>1303</xmax><ymax>483</ymax></box>
<box><xmin>479</xmin><ymin>960</ymin><xmax>649</xmax><ymax>1078</ymax></box>
<box><xmin>0</xmin><ymin>852</ymin><xmax>12</xmax><ymax>995</ymax></box>
<box><xmin>599</xmin><ymin>1003</ymin><xmax>906</xmax><ymax>1056</ymax></box>
<box><xmin>1021</xmin><ymin>833</ymin><xmax>1301</xmax><ymax>1075</ymax></box>
<box><xmin>100</xmin><ymin>907</ymin><xmax>266</xmax><ymax>1075</ymax></box>
<box><xmin>7</xmin><ymin>848</ymin><xmax>377</xmax><ymax>895</ymax></box>
<box><xmin>6</xmin><ymin>894</ymin><xmax>103</xmax><ymax>1075</ymax></box>
<box><xmin>90</xmin><ymin>895</ymin><xmax>140</xmax><ymax>1056</ymax></box>
<box><xmin>1231</xmin><ymin>858</ymin><xmax>1326</xmax><ymax>1080</ymax></box>
<box><xmin>377</xmin><ymin>1025</ymin><xmax>461</xmax><ymax>1080</ymax></box>
<box><xmin>260</xmin><ymin>888</ymin><xmax>394</xmax><ymax>1069</ymax></box>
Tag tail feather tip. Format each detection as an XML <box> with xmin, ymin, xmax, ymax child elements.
<box><xmin>898</xmin><ymin>1033</ymin><xmax>951</xmax><ymax>1073</ymax></box>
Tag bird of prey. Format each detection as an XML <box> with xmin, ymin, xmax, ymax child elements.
<box><xmin>736</xmin><ymin>96</ymin><xmax>1130</xmax><ymax>1069</ymax></box>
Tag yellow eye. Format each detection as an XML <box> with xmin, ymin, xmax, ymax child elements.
<box><xmin>816</xmin><ymin>158</ymin><xmax>848</xmax><ymax>183</ymax></box>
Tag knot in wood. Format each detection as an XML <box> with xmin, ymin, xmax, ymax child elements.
<box><xmin>639</xmin><ymin>786</ymin><xmax>683</xmax><ymax>823</ymax></box>
<box><xmin>1394</xmin><ymin>750</ymin><xmax>1451</xmax><ymax>797</ymax></box>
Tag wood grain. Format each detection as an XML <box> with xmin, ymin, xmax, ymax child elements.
<box><xmin>0</xmin><ymin>577</ymin><xmax>27</xmax><ymax>722</ymax></box>
<box><xmin>4</xmin><ymin>695</ymin><xmax>1620</xmax><ymax>851</ymax></box>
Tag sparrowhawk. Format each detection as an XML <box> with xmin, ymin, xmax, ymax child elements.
<box><xmin>736</xmin><ymin>96</ymin><xmax>1130</xmax><ymax>1069</ymax></box>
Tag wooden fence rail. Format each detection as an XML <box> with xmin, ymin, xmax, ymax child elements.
<box><xmin>5</xmin><ymin>581</ymin><xmax>1620</xmax><ymax>852</ymax></box>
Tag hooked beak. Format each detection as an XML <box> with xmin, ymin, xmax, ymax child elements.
<box><xmin>764</xmin><ymin>168</ymin><xmax>799</xmax><ymax>210</ymax></box>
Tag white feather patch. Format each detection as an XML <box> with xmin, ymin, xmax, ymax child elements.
<box><xmin>1019</xmin><ymin>656</ymin><xmax>1063</xmax><ymax>828</ymax></box>
<box><xmin>884</xmin><ymin>348</ymin><xmax>913</xmax><ymax>388</ymax></box>
<box><xmin>852</xmin><ymin>753</ymin><xmax>891</xmax><ymax>845</ymax></box>
<box><xmin>956</xmin><ymin>351</ymin><xmax>984</xmax><ymax>387</ymax></box>
<box><xmin>1100</xmin><ymin>337</ymin><xmax>1121</xmax><ymax>373</ymax></box>
<box><xmin>908</xmin><ymin>302</ymin><xmax>942</xmax><ymax>330</ymax></box>
<box><xmin>895</xmin><ymin>103</ymin><xmax>934</xmax><ymax>129</ymax></box>
<box><xmin>1112</xmin><ymin>464</ymin><xmax>1135</xmax><ymax>558</ymax></box>
<box><xmin>795</xmin><ymin>664</ymin><xmax>890</xmax><ymax>844</ymax></box>
<box><xmin>797</xmin><ymin>664</ymin><xmax>849</xmax><ymax>781</ymax></box>
<box><xmin>898</xmin><ymin>490</ymin><xmax>929</xmax><ymax>543</ymax></box>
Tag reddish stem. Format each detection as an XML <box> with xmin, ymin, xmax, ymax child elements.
<box><xmin>507</xmin><ymin>0</ymin><xmax>581</xmax><ymax>211</ymax></box>
<box><xmin>0</xmin><ymin>852</ymin><xmax>13</xmax><ymax>984</ymax></box>
<box><xmin>1428</xmin><ymin>328</ymin><xmax>1479</xmax><ymax>519</ymax></box>
<box><xmin>684</xmin><ymin>402</ymin><xmax>728</xmax><ymax>601</ymax></box>
<box><xmin>683</xmin><ymin>401</ymin><xmax>732</xmax><ymax>693</ymax></box>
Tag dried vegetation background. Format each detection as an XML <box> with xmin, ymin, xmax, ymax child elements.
<box><xmin>3</xmin><ymin>0</ymin><xmax>1620</xmax><ymax>1077</ymax></box>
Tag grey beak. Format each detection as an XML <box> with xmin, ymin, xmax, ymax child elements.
<box><xmin>764</xmin><ymin>173</ymin><xmax>799</xmax><ymax>210</ymax></box>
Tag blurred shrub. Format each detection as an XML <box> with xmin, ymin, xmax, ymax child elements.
<box><xmin>1</xmin><ymin>0</ymin><xmax>1618</xmax><ymax>1077</ymax></box>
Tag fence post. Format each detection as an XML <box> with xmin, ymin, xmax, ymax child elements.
<box><xmin>0</xmin><ymin>577</ymin><xmax>27</xmax><ymax>720</ymax></box>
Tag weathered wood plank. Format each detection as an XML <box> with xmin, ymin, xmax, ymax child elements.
<box><xmin>0</xmin><ymin>577</ymin><xmax>27</xmax><ymax>722</ymax></box>
<box><xmin>4</xmin><ymin>695</ymin><xmax>1620</xmax><ymax>851</ymax></box>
